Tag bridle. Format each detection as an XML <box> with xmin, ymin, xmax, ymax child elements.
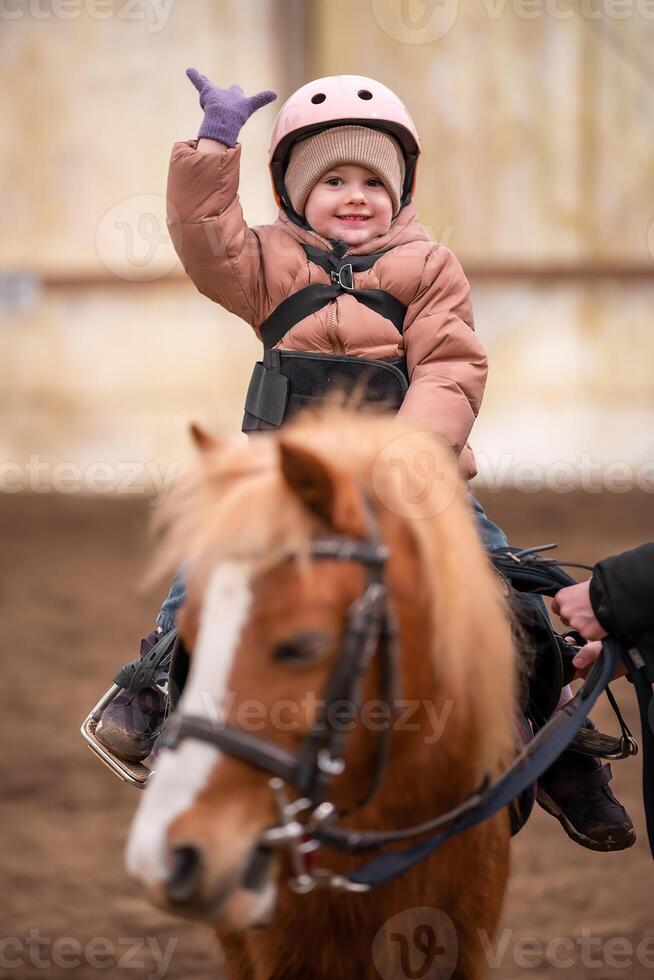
<box><xmin>164</xmin><ymin>495</ymin><xmax>405</xmax><ymax>893</ymax></box>
<box><xmin>166</xmin><ymin>530</ymin><xmax>396</xmax><ymax>808</ymax></box>
<box><xmin>163</xmin><ymin>496</ymin><xmax>650</xmax><ymax>894</ymax></box>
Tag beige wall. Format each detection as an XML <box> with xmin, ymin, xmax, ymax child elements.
<box><xmin>308</xmin><ymin>1</ymin><xmax>654</xmax><ymax>488</ymax></box>
<box><xmin>311</xmin><ymin>1</ymin><xmax>654</xmax><ymax>264</ymax></box>
<box><xmin>1</xmin><ymin>0</ymin><xmax>303</xmax><ymax>489</ymax></box>
<box><xmin>2</xmin><ymin>0</ymin><xmax>653</xmax><ymax>494</ymax></box>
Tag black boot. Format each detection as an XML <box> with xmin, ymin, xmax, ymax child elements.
<box><xmin>538</xmin><ymin>747</ymin><xmax>635</xmax><ymax>852</ymax></box>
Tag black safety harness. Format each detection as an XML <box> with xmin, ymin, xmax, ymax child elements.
<box><xmin>242</xmin><ymin>241</ymin><xmax>410</xmax><ymax>432</ymax></box>
<box><xmin>261</xmin><ymin>242</ymin><xmax>407</xmax><ymax>348</ymax></box>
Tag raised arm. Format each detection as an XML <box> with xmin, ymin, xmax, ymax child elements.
<box><xmin>166</xmin><ymin>70</ymin><xmax>277</xmax><ymax>326</ymax></box>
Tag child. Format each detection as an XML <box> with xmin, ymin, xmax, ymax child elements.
<box><xmin>96</xmin><ymin>71</ymin><xmax>633</xmax><ymax>851</ymax></box>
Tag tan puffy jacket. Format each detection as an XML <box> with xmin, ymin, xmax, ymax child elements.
<box><xmin>166</xmin><ymin>140</ymin><xmax>487</xmax><ymax>478</ymax></box>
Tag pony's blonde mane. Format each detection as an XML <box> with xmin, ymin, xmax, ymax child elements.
<box><xmin>153</xmin><ymin>403</ymin><xmax>516</xmax><ymax>772</ymax></box>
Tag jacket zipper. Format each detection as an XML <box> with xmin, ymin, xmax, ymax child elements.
<box><xmin>327</xmin><ymin>300</ymin><xmax>345</xmax><ymax>355</ymax></box>
<box><xmin>323</xmin><ymin>244</ymin><xmax>350</xmax><ymax>354</ymax></box>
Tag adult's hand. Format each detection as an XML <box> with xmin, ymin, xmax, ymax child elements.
<box><xmin>552</xmin><ymin>579</ymin><xmax>607</xmax><ymax>640</ymax></box>
<box><xmin>572</xmin><ymin>640</ymin><xmax>628</xmax><ymax>681</ymax></box>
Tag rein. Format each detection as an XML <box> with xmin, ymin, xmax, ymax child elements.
<box><xmin>163</xmin><ymin>511</ymin><xmax>654</xmax><ymax>894</ymax></box>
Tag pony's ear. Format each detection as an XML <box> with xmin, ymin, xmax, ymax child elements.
<box><xmin>278</xmin><ymin>439</ymin><xmax>367</xmax><ymax>537</ymax></box>
<box><xmin>189</xmin><ymin>422</ymin><xmax>222</xmax><ymax>453</ymax></box>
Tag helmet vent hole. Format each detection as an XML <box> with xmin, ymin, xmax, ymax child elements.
<box><xmin>357</xmin><ymin>89</ymin><xmax>373</xmax><ymax>100</ymax></box>
<box><xmin>311</xmin><ymin>93</ymin><xmax>326</xmax><ymax>104</ymax></box>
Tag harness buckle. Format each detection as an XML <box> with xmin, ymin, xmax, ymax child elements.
<box><xmin>330</xmin><ymin>263</ymin><xmax>354</xmax><ymax>291</ymax></box>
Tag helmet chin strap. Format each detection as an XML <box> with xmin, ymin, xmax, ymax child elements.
<box><xmin>279</xmin><ymin>193</ymin><xmax>351</xmax><ymax>257</ymax></box>
<box><xmin>281</xmin><ymin>201</ymin><xmax>313</xmax><ymax>231</ymax></box>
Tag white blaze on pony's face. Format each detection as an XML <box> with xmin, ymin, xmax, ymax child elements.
<box><xmin>124</xmin><ymin>546</ymin><xmax>368</xmax><ymax>926</ymax></box>
<box><xmin>125</xmin><ymin>562</ymin><xmax>258</xmax><ymax>906</ymax></box>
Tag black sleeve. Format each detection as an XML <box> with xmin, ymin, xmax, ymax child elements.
<box><xmin>589</xmin><ymin>542</ymin><xmax>654</xmax><ymax>645</ymax></box>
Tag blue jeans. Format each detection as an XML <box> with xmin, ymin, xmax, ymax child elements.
<box><xmin>469</xmin><ymin>494</ymin><xmax>548</xmax><ymax>620</ymax></box>
<box><xmin>156</xmin><ymin>565</ymin><xmax>187</xmax><ymax>633</ymax></box>
<box><xmin>468</xmin><ymin>494</ymin><xmax>509</xmax><ymax>552</ymax></box>
<box><xmin>155</xmin><ymin>495</ymin><xmax>510</xmax><ymax>632</ymax></box>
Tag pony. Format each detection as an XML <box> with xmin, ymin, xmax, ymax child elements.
<box><xmin>126</xmin><ymin>404</ymin><xmax>517</xmax><ymax>980</ymax></box>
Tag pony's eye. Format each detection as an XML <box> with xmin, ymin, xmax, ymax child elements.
<box><xmin>272</xmin><ymin>632</ymin><xmax>331</xmax><ymax>665</ymax></box>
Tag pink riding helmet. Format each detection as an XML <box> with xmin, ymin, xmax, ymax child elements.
<box><xmin>269</xmin><ymin>74</ymin><xmax>421</xmax><ymax>216</ymax></box>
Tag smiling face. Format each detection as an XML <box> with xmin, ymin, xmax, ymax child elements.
<box><xmin>304</xmin><ymin>164</ymin><xmax>394</xmax><ymax>246</ymax></box>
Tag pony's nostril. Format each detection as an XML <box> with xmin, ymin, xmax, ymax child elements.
<box><xmin>166</xmin><ymin>844</ymin><xmax>204</xmax><ymax>904</ymax></box>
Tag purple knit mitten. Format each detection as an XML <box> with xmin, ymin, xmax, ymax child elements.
<box><xmin>186</xmin><ymin>68</ymin><xmax>277</xmax><ymax>148</ymax></box>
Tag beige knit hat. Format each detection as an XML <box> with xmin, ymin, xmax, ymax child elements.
<box><xmin>284</xmin><ymin>125</ymin><xmax>406</xmax><ymax>218</ymax></box>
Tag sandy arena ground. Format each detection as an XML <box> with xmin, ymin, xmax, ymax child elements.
<box><xmin>1</xmin><ymin>489</ymin><xmax>652</xmax><ymax>979</ymax></box>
